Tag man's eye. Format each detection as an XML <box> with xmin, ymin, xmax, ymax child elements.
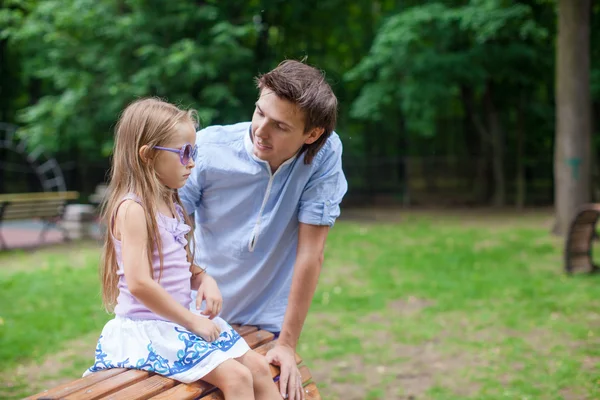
<box><xmin>278</xmin><ymin>124</ymin><xmax>287</xmax><ymax>131</ymax></box>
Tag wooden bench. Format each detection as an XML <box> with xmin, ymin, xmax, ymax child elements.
<box><xmin>26</xmin><ymin>325</ymin><xmax>321</xmax><ymax>400</ymax></box>
<box><xmin>564</xmin><ymin>203</ymin><xmax>600</xmax><ymax>274</ymax></box>
<box><xmin>0</xmin><ymin>191</ymin><xmax>79</xmax><ymax>250</ymax></box>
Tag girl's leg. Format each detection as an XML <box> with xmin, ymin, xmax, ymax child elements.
<box><xmin>236</xmin><ymin>350</ymin><xmax>282</xmax><ymax>400</ymax></box>
<box><xmin>202</xmin><ymin>359</ymin><xmax>254</xmax><ymax>400</ymax></box>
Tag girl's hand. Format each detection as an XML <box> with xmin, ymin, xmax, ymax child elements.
<box><xmin>189</xmin><ymin>315</ymin><xmax>221</xmax><ymax>342</ymax></box>
<box><xmin>196</xmin><ymin>274</ymin><xmax>223</xmax><ymax>319</ymax></box>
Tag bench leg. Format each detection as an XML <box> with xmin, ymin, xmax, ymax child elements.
<box><xmin>39</xmin><ymin>220</ymin><xmax>52</xmax><ymax>243</ymax></box>
<box><xmin>59</xmin><ymin>222</ymin><xmax>71</xmax><ymax>242</ymax></box>
<box><xmin>0</xmin><ymin>230</ymin><xmax>6</xmax><ymax>250</ymax></box>
<box><xmin>39</xmin><ymin>219</ymin><xmax>71</xmax><ymax>243</ymax></box>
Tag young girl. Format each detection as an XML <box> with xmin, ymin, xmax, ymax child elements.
<box><xmin>84</xmin><ymin>98</ymin><xmax>282</xmax><ymax>400</ymax></box>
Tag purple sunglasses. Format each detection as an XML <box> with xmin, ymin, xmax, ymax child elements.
<box><xmin>153</xmin><ymin>143</ymin><xmax>198</xmax><ymax>165</ymax></box>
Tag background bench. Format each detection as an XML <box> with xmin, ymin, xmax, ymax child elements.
<box><xmin>0</xmin><ymin>191</ymin><xmax>79</xmax><ymax>250</ymax></box>
<box><xmin>564</xmin><ymin>203</ymin><xmax>600</xmax><ymax>274</ymax></box>
<box><xmin>26</xmin><ymin>325</ymin><xmax>321</xmax><ymax>400</ymax></box>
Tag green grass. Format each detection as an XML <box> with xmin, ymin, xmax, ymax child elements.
<box><xmin>0</xmin><ymin>244</ymin><xmax>109</xmax><ymax>369</ymax></box>
<box><xmin>0</xmin><ymin>242</ymin><xmax>111</xmax><ymax>399</ymax></box>
<box><xmin>299</xmin><ymin>213</ymin><xmax>600</xmax><ymax>399</ymax></box>
<box><xmin>1</xmin><ymin>212</ymin><xmax>599</xmax><ymax>399</ymax></box>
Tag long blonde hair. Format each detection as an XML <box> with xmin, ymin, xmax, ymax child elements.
<box><xmin>100</xmin><ymin>98</ymin><xmax>198</xmax><ymax>312</ymax></box>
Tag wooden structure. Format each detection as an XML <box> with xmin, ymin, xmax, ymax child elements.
<box><xmin>0</xmin><ymin>191</ymin><xmax>79</xmax><ymax>249</ymax></box>
<box><xmin>26</xmin><ymin>325</ymin><xmax>321</xmax><ymax>400</ymax></box>
<box><xmin>564</xmin><ymin>203</ymin><xmax>600</xmax><ymax>274</ymax></box>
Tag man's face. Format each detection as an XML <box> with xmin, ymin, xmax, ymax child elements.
<box><xmin>251</xmin><ymin>88</ymin><xmax>323</xmax><ymax>171</ymax></box>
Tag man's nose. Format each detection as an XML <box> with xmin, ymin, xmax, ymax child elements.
<box><xmin>255</xmin><ymin>121</ymin><xmax>269</xmax><ymax>138</ymax></box>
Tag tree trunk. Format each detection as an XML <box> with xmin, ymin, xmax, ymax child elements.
<box><xmin>554</xmin><ymin>0</ymin><xmax>591</xmax><ymax>235</ymax></box>
<box><xmin>516</xmin><ymin>93</ymin><xmax>526</xmax><ymax>209</ymax></box>
<box><xmin>484</xmin><ymin>82</ymin><xmax>505</xmax><ymax>207</ymax></box>
<box><xmin>460</xmin><ymin>85</ymin><xmax>489</xmax><ymax>203</ymax></box>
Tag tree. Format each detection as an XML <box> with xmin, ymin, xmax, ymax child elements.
<box><xmin>4</xmin><ymin>0</ymin><xmax>256</xmax><ymax>156</ymax></box>
<box><xmin>346</xmin><ymin>1</ymin><xmax>550</xmax><ymax>206</ymax></box>
<box><xmin>554</xmin><ymin>0</ymin><xmax>591</xmax><ymax>235</ymax></box>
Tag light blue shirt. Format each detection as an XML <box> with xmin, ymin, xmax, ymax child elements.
<box><xmin>179</xmin><ymin>122</ymin><xmax>348</xmax><ymax>332</ymax></box>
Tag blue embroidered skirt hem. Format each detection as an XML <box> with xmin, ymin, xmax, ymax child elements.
<box><xmin>83</xmin><ymin>315</ymin><xmax>250</xmax><ymax>383</ymax></box>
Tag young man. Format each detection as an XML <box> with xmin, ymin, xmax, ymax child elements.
<box><xmin>180</xmin><ymin>60</ymin><xmax>347</xmax><ymax>400</ymax></box>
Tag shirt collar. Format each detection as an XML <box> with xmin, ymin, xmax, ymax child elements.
<box><xmin>244</xmin><ymin>125</ymin><xmax>257</xmax><ymax>160</ymax></box>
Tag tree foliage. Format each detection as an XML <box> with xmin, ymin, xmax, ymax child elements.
<box><xmin>3</xmin><ymin>0</ymin><xmax>255</xmax><ymax>155</ymax></box>
<box><xmin>1</xmin><ymin>0</ymin><xmax>598</xmax><ymax>207</ymax></box>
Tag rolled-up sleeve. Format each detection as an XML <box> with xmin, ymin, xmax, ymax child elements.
<box><xmin>179</xmin><ymin>131</ymin><xmax>205</xmax><ymax>215</ymax></box>
<box><xmin>298</xmin><ymin>136</ymin><xmax>348</xmax><ymax>226</ymax></box>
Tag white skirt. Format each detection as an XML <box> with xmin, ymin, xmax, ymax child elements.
<box><xmin>83</xmin><ymin>315</ymin><xmax>250</xmax><ymax>383</ymax></box>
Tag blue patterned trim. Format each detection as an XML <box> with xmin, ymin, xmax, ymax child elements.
<box><xmin>87</xmin><ymin>327</ymin><xmax>243</xmax><ymax>376</ymax></box>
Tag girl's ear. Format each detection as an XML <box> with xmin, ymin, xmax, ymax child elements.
<box><xmin>139</xmin><ymin>145</ymin><xmax>153</xmax><ymax>164</ymax></box>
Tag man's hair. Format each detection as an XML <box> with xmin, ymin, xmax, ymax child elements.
<box><xmin>256</xmin><ymin>60</ymin><xmax>338</xmax><ymax>164</ymax></box>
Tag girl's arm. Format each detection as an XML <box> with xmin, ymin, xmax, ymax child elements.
<box><xmin>190</xmin><ymin>264</ymin><xmax>207</xmax><ymax>290</ymax></box>
<box><xmin>117</xmin><ymin>201</ymin><xmax>220</xmax><ymax>341</ymax></box>
<box><xmin>190</xmin><ymin>264</ymin><xmax>222</xmax><ymax>319</ymax></box>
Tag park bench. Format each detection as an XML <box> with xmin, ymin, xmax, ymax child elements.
<box><xmin>0</xmin><ymin>191</ymin><xmax>79</xmax><ymax>250</ymax></box>
<box><xmin>26</xmin><ymin>325</ymin><xmax>322</xmax><ymax>400</ymax></box>
<box><xmin>564</xmin><ymin>203</ymin><xmax>600</xmax><ymax>274</ymax></box>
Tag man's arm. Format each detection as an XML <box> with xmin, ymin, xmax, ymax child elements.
<box><xmin>266</xmin><ymin>223</ymin><xmax>329</xmax><ymax>400</ymax></box>
<box><xmin>279</xmin><ymin>223</ymin><xmax>328</xmax><ymax>349</ymax></box>
<box><xmin>268</xmin><ymin>133</ymin><xmax>347</xmax><ymax>400</ymax></box>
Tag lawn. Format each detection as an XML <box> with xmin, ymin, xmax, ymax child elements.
<box><xmin>0</xmin><ymin>209</ymin><xmax>599</xmax><ymax>399</ymax></box>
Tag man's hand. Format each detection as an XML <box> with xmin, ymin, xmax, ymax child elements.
<box><xmin>266</xmin><ymin>344</ymin><xmax>304</xmax><ymax>400</ymax></box>
<box><xmin>195</xmin><ymin>274</ymin><xmax>222</xmax><ymax>319</ymax></box>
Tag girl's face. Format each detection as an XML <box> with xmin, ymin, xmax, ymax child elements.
<box><xmin>153</xmin><ymin>122</ymin><xmax>197</xmax><ymax>189</ymax></box>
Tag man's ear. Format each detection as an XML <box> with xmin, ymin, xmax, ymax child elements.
<box><xmin>139</xmin><ymin>145</ymin><xmax>153</xmax><ymax>164</ymax></box>
<box><xmin>304</xmin><ymin>127</ymin><xmax>325</xmax><ymax>145</ymax></box>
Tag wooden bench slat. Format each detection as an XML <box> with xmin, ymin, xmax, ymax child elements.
<box><xmin>195</xmin><ymin>390</ymin><xmax>224</xmax><ymax>400</ymax></box>
<box><xmin>2</xmin><ymin>210</ymin><xmax>62</xmax><ymax>218</ymax></box>
<box><xmin>232</xmin><ymin>324</ymin><xmax>258</xmax><ymax>336</ymax></box>
<box><xmin>568</xmin><ymin>230</ymin><xmax>594</xmax><ymax>246</ymax></box>
<box><xmin>303</xmin><ymin>383</ymin><xmax>322</xmax><ymax>400</ymax></box>
<box><xmin>2</xmin><ymin>198</ymin><xmax>66</xmax><ymax>206</ymax></box>
<box><xmin>3</xmin><ymin>204</ymin><xmax>64</xmax><ymax>213</ymax></box>
<box><xmin>0</xmin><ymin>191</ymin><xmax>79</xmax><ymax>202</ymax></box>
<box><xmin>27</xmin><ymin>369</ymin><xmax>127</xmax><ymax>400</ymax></box>
<box><xmin>572</xmin><ymin>208</ymin><xmax>600</xmax><ymax>222</ymax></box>
<box><xmin>145</xmin><ymin>380</ymin><xmax>211</xmax><ymax>400</ymax></box>
<box><xmin>2</xmin><ymin>207</ymin><xmax>64</xmax><ymax>220</ymax></box>
<box><xmin>567</xmin><ymin>246</ymin><xmax>592</xmax><ymax>255</ymax></box>
<box><xmin>564</xmin><ymin>204</ymin><xmax>600</xmax><ymax>274</ymax></box>
<box><xmin>64</xmin><ymin>370</ymin><xmax>151</xmax><ymax>400</ymax></box>
<box><xmin>242</xmin><ymin>330</ymin><xmax>275</xmax><ymax>348</ymax></box>
<box><xmin>97</xmin><ymin>374</ymin><xmax>178</xmax><ymax>400</ymax></box>
<box><xmin>0</xmin><ymin>199</ymin><xmax>67</xmax><ymax>207</ymax></box>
